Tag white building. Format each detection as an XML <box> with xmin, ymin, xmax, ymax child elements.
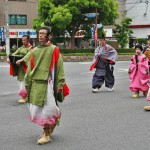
<box><xmin>119</xmin><ymin>0</ymin><xmax>150</xmax><ymax>39</ymax></box>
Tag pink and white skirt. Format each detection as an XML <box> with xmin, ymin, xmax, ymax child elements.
<box><xmin>28</xmin><ymin>82</ymin><xmax>61</xmax><ymax>127</ymax></box>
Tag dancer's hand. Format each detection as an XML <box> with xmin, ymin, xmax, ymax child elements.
<box><xmin>16</xmin><ymin>59</ymin><xmax>23</xmax><ymax>65</ymax></box>
<box><xmin>57</xmin><ymin>87</ymin><xmax>62</xmax><ymax>93</ymax></box>
<box><xmin>7</xmin><ymin>58</ymin><xmax>10</xmax><ymax>63</ymax></box>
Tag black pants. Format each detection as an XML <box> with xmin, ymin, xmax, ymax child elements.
<box><xmin>92</xmin><ymin>64</ymin><xmax>115</xmax><ymax>88</ymax></box>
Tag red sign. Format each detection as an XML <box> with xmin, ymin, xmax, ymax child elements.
<box><xmin>9</xmin><ymin>32</ymin><xmax>18</xmax><ymax>35</ymax></box>
<box><xmin>94</xmin><ymin>27</ymin><xmax>98</xmax><ymax>41</ymax></box>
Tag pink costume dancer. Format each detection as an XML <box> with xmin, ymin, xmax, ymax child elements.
<box><xmin>144</xmin><ymin>47</ymin><xmax>150</xmax><ymax>101</ymax></box>
<box><xmin>129</xmin><ymin>44</ymin><xmax>149</xmax><ymax>98</ymax></box>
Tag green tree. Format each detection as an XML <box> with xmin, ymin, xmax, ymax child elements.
<box><xmin>33</xmin><ymin>0</ymin><xmax>119</xmax><ymax>48</ymax></box>
<box><xmin>113</xmin><ymin>17</ymin><xmax>133</xmax><ymax>48</ymax></box>
<box><xmin>136</xmin><ymin>38</ymin><xmax>147</xmax><ymax>45</ymax></box>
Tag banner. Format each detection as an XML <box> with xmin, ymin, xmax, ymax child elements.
<box><xmin>0</xmin><ymin>27</ymin><xmax>5</xmax><ymax>42</ymax></box>
<box><xmin>90</xmin><ymin>27</ymin><xmax>94</xmax><ymax>39</ymax></box>
<box><xmin>9</xmin><ymin>29</ymin><xmax>37</xmax><ymax>38</ymax></box>
<box><xmin>94</xmin><ymin>27</ymin><xmax>98</xmax><ymax>41</ymax></box>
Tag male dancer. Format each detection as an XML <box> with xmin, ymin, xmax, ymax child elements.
<box><xmin>90</xmin><ymin>34</ymin><xmax>117</xmax><ymax>93</ymax></box>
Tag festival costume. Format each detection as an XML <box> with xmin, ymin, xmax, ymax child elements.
<box><xmin>90</xmin><ymin>44</ymin><xmax>117</xmax><ymax>91</ymax></box>
<box><xmin>10</xmin><ymin>44</ymin><xmax>32</xmax><ymax>80</ymax></box>
<box><xmin>143</xmin><ymin>45</ymin><xmax>150</xmax><ymax>54</ymax></box>
<box><xmin>143</xmin><ymin>47</ymin><xmax>150</xmax><ymax>109</ymax></box>
<box><xmin>9</xmin><ymin>44</ymin><xmax>32</xmax><ymax>102</ymax></box>
<box><xmin>24</xmin><ymin>42</ymin><xmax>69</xmax><ymax>143</ymax></box>
<box><xmin>129</xmin><ymin>54</ymin><xmax>149</xmax><ymax>97</ymax></box>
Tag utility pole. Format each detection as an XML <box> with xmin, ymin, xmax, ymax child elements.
<box><xmin>94</xmin><ymin>0</ymin><xmax>98</xmax><ymax>48</ymax></box>
<box><xmin>94</xmin><ymin>7</ymin><xmax>98</xmax><ymax>48</ymax></box>
<box><xmin>5</xmin><ymin>0</ymin><xmax>10</xmax><ymax>56</ymax></box>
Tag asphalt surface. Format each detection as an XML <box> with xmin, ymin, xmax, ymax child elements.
<box><xmin>0</xmin><ymin>61</ymin><xmax>150</xmax><ymax>150</ymax></box>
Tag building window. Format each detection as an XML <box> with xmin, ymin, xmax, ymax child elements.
<box><xmin>9</xmin><ymin>15</ymin><xmax>27</xmax><ymax>25</ymax></box>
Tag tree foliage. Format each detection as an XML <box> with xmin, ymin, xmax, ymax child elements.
<box><xmin>33</xmin><ymin>0</ymin><xmax>119</xmax><ymax>48</ymax></box>
<box><xmin>113</xmin><ymin>17</ymin><xmax>133</xmax><ymax>48</ymax></box>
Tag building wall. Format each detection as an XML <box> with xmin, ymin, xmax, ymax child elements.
<box><xmin>115</xmin><ymin>0</ymin><xmax>150</xmax><ymax>39</ymax></box>
<box><xmin>126</xmin><ymin>0</ymin><xmax>150</xmax><ymax>38</ymax></box>
<box><xmin>0</xmin><ymin>0</ymin><xmax>38</xmax><ymax>29</ymax></box>
<box><xmin>126</xmin><ymin>0</ymin><xmax>150</xmax><ymax>25</ymax></box>
<box><xmin>116</xmin><ymin>0</ymin><xmax>126</xmax><ymax>24</ymax></box>
<box><xmin>116</xmin><ymin>0</ymin><xmax>150</xmax><ymax>25</ymax></box>
<box><xmin>0</xmin><ymin>0</ymin><xmax>5</xmax><ymax>26</ymax></box>
<box><xmin>131</xmin><ymin>28</ymin><xmax>150</xmax><ymax>38</ymax></box>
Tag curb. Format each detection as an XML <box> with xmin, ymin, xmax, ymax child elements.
<box><xmin>0</xmin><ymin>55</ymin><xmax>132</xmax><ymax>62</ymax></box>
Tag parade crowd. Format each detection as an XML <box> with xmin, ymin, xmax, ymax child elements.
<box><xmin>6</xmin><ymin>22</ymin><xmax>150</xmax><ymax>145</ymax></box>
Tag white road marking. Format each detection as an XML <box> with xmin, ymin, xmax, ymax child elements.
<box><xmin>118</xmin><ymin>69</ymin><xmax>128</xmax><ymax>72</ymax></box>
<box><xmin>116</xmin><ymin>61</ymin><xmax>130</xmax><ymax>63</ymax></box>
<box><xmin>116</xmin><ymin>76</ymin><xmax>128</xmax><ymax>79</ymax></box>
<box><xmin>80</xmin><ymin>71</ymin><xmax>94</xmax><ymax>74</ymax></box>
<box><xmin>0</xmin><ymin>65</ymin><xmax>9</xmax><ymax>68</ymax></box>
<box><xmin>78</xmin><ymin>62</ymin><xmax>91</xmax><ymax>64</ymax></box>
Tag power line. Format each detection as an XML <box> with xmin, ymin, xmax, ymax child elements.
<box><xmin>125</xmin><ymin>0</ymin><xmax>141</xmax><ymax>13</ymax></box>
<box><xmin>119</xmin><ymin>2</ymin><xmax>144</xmax><ymax>5</ymax></box>
<box><xmin>144</xmin><ymin>0</ymin><xmax>149</xmax><ymax>16</ymax></box>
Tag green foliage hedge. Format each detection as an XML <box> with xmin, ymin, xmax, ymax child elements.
<box><xmin>0</xmin><ymin>48</ymin><xmax>135</xmax><ymax>56</ymax></box>
<box><xmin>63</xmin><ymin>53</ymin><xmax>93</xmax><ymax>56</ymax></box>
<box><xmin>0</xmin><ymin>51</ymin><xmax>7</xmax><ymax>56</ymax></box>
<box><xmin>0</xmin><ymin>49</ymin><xmax>16</xmax><ymax>56</ymax></box>
<box><xmin>116</xmin><ymin>48</ymin><xmax>134</xmax><ymax>53</ymax></box>
<box><xmin>60</xmin><ymin>48</ymin><xmax>135</xmax><ymax>54</ymax></box>
<box><xmin>60</xmin><ymin>49</ymin><xmax>95</xmax><ymax>54</ymax></box>
<box><xmin>136</xmin><ymin>38</ymin><xmax>147</xmax><ymax>45</ymax></box>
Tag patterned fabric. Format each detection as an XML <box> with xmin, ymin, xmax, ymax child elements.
<box><xmin>90</xmin><ymin>44</ymin><xmax>117</xmax><ymax>71</ymax></box>
<box><xmin>28</xmin><ymin>82</ymin><xmax>61</xmax><ymax>127</ymax></box>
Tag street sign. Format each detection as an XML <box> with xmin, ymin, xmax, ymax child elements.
<box><xmin>90</xmin><ymin>27</ymin><xmax>94</xmax><ymax>40</ymax></box>
<box><xmin>9</xmin><ymin>29</ymin><xmax>37</xmax><ymax>38</ymax></box>
<box><xmin>92</xmin><ymin>23</ymin><xmax>103</xmax><ymax>29</ymax></box>
<box><xmin>84</xmin><ymin>13</ymin><xmax>99</xmax><ymax>18</ymax></box>
<box><xmin>0</xmin><ymin>27</ymin><xmax>5</xmax><ymax>43</ymax></box>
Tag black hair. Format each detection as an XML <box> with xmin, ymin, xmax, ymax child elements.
<box><xmin>99</xmin><ymin>36</ymin><xmax>105</xmax><ymax>40</ymax></box>
<box><xmin>135</xmin><ymin>44</ymin><xmax>143</xmax><ymax>51</ymax></box>
<box><xmin>99</xmin><ymin>32</ymin><xmax>106</xmax><ymax>40</ymax></box>
<box><xmin>22</xmin><ymin>35</ymin><xmax>30</xmax><ymax>41</ymax></box>
<box><xmin>39</xmin><ymin>21</ymin><xmax>51</xmax><ymax>41</ymax></box>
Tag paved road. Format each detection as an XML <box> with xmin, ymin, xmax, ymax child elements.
<box><xmin>0</xmin><ymin>61</ymin><xmax>150</xmax><ymax>150</ymax></box>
